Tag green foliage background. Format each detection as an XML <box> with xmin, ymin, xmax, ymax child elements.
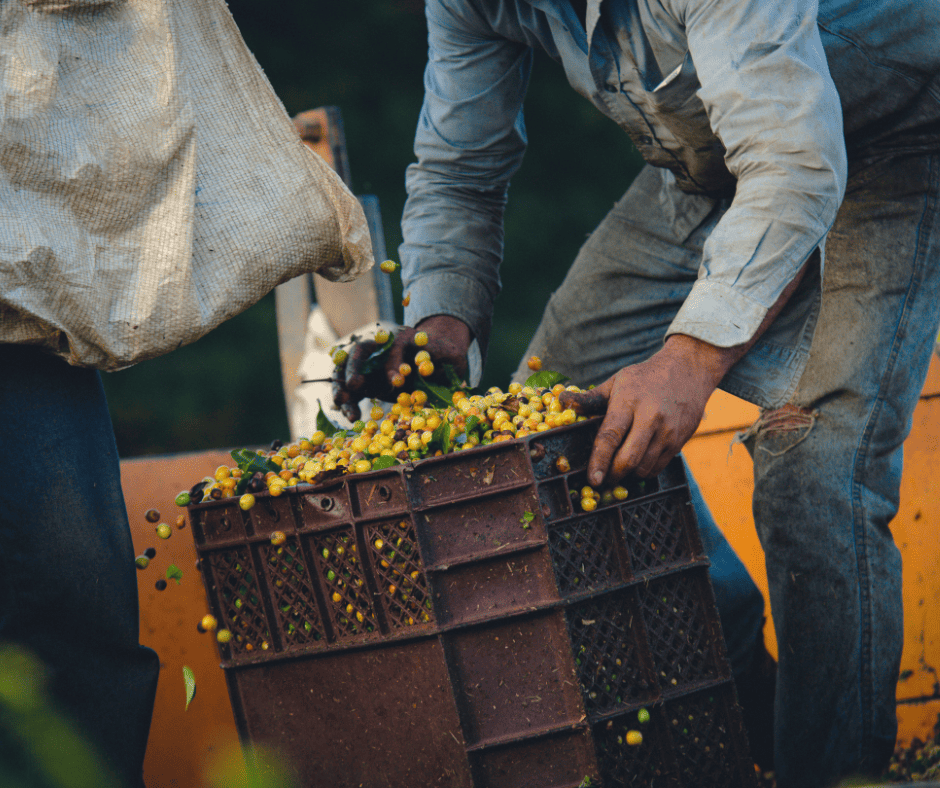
<box><xmin>101</xmin><ymin>0</ymin><xmax>643</xmax><ymax>457</ymax></box>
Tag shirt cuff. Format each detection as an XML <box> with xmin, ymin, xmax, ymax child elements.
<box><xmin>666</xmin><ymin>280</ymin><xmax>768</xmax><ymax>348</ymax></box>
<box><xmin>403</xmin><ymin>270</ymin><xmax>495</xmax><ymax>359</ymax></box>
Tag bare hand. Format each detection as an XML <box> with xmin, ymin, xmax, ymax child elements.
<box><xmin>332</xmin><ymin>315</ymin><xmax>472</xmax><ymax>422</ymax></box>
<box><xmin>560</xmin><ymin>335</ymin><xmax>736</xmax><ymax>483</ymax></box>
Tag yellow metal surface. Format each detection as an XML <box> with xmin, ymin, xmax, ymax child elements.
<box><xmin>122</xmin><ymin>451</ymin><xmax>242</xmax><ymax>788</ymax></box>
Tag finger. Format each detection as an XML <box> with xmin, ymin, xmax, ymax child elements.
<box><xmin>386</xmin><ymin>330</ymin><xmax>416</xmax><ymax>386</ymax></box>
<box><xmin>632</xmin><ymin>440</ymin><xmax>669</xmax><ymax>479</ymax></box>
<box><xmin>344</xmin><ymin>340</ymin><xmax>381</xmax><ymax>386</ymax></box>
<box><xmin>647</xmin><ymin>448</ymin><xmax>676</xmax><ymax>478</ymax></box>
<box><xmin>587</xmin><ymin>403</ymin><xmax>634</xmax><ymax>487</ymax></box>
<box><xmin>560</xmin><ymin>386</ymin><xmax>609</xmax><ymax>416</ymax></box>
<box><xmin>610</xmin><ymin>412</ymin><xmax>661</xmax><ymax>480</ymax></box>
<box><xmin>341</xmin><ymin>400</ymin><xmax>362</xmax><ymax>423</ymax></box>
<box><xmin>331</xmin><ymin>358</ymin><xmax>351</xmax><ymax>408</ymax></box>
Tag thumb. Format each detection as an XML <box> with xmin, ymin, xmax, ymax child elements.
<box><xmin>559</xmin><ymin>379</ymin><xmax>612</xmax><ymax>416</ymax></box>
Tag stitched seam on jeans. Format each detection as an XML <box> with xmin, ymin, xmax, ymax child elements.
<box><xmin>851</xmin><ymin>153</ymin><xmax>939</xmax><ymax>757</ymax></box>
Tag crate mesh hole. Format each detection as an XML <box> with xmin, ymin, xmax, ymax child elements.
<box><xmin>549</xmin><ymin>516</ymin><xmax>622</xmax><ymax>596</ymax></box>
<box><xmin>311</xmin><ymin>530</ymin><xmax>377</xmax><ymax>638</ymax></box>
<box><xmin>366</xmin><ymin>520</ymin><xmax>432</xmax><ymax>628</ymax></box>
<box><xmin>638</xmin><ymin>574</ymin><xmax>717</xmax><ymax>689</ymax></box>
<box><xmin>594</xmin><ymin>716</ymin><xmax>668</xmax><ymax>788</ymax></box>
<box><xmin>623</xmin><ymin>493</ymin><xmax>690</xmax><ymax>573</ymax></box>
<box><xmin>209</xmin><ymin>547</ymin><xmax>270</xmax><ymax>655</ymax></box>
<box><xmin>569</xmin><ymin>595</ymin><xmax>655</xmax><ymax>716</ymax></box>
<box><xmin>669</xmin><ymin>691</ymin><xmax>739</xmax><ymax>785</ymax></box>
<box><xmin>260</xmin><ymin>538</ymin><xmax>325</xmax><ymax>648</ymax></box>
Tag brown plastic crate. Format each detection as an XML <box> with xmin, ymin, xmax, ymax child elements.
<box><xmin>189</xmin><ymin>420</ymin><xmax>758</xmax><ymax>788</ymax></box>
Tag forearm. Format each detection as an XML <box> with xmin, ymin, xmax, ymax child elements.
<box><xmin>663</xmin><ymin>252</ymin><xmax>814</xmax><ymax>388</ymax></box>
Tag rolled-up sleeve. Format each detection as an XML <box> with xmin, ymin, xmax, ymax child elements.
<box><xmin>665</xmin><ymin>0</ymin><xmax>847</xmax><ymax>347</ymax></box>
<box><xmin>399</xmin><ymin>0</ymin><xmax>532</xmax><ymax>357</ymax></box>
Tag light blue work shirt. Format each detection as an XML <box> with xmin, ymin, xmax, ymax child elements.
<box><xmin>400</xmin><ymin>0</ymin><xmax>940</xmax><ymax>357</ymax></box>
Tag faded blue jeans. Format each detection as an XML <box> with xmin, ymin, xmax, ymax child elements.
<box><xmin>0</xmin><ymin>346</ymin><xmax>159</xmax><ymax>788</ymax></box>
<box><xmin>515</xmin><ymin>154</ymin><xmax>940</xmax><ymax>787</ymax></box>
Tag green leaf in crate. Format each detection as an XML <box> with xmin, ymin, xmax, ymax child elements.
<box><xmin>316</xmin><ymin>400</ymin><xmax>341</xmax><ymax>436</ymax></box>
<box><xmin>371</xmin><ymin>455</ymin><xmax>398</xmax><ymax>471</ymax></box>
<box><xmin>525</xmin><ymin>370</ymin><xmax>570</xmax><ymax>389</ymax></box>
<box><xmin>520</xmin><ymin>511</ymin><xmax>535</xmax><ymax>529</ymax></box>
<box><xmin>183</xmin><ymin>666</ymin><xmax>196</xmax><ymax>711</ymax></box>
<box><xmin>443</xmin><ymin>363</ymin><xmax>465</xmax><ymax>390</ymax></box>
<box><xmin>465</xmin><ymin>415</ymin><xmax>483</xmax><ymax>438</ymax></box>
<box><xmin>415</xmin><ymin>376</ymin><xmax>453</xmax><ymax>408</ymax></box>
<box><xmin>166</xmin><ymin>565</ymin><xmax>183</xmax><ymax>585</ymax></box>
<box><xmin>230</xmin><ymin>448</ymin><xmax>279</xmax><ymax>477</ymax></box>
<box><xmin>430</xmin><ymin>420</ymin><xmax>451</xmax><ymax>454</ymax></box>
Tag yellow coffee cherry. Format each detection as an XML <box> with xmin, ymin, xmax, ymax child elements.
<box><xmin>379</xmin><ymin>259</ymin><xmax>399</xmax><ymax>274</ymax></box>
<box><xmin>414</xmin><ymin>350</ymin><xmax>431</xmax><ymax>365</ymax></box>
<box><xmin>414</xmin><ymin>331</ymin><xmax>429</xmax><ymax>347</ymax></box>
<box><xmin>375</xmin><ymin>328</ymin><xmax>390</xmax><ymax>344</ymax></box>
<box><xmin>418</xmin><ymin>360</ymin><xmax>434</xmax><ymax>377</ymax></box>
<box><xmin>626</xmin><ymin>730</ymin><xmax>643</xmax><ymax>746</ymax></box>
<box><xmin>527</xmin><ymin>356</ymin><xmax>542</xmax><ymax>371</ymax></box>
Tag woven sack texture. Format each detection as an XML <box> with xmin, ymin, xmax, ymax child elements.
<box><xmin>0</xmin><ymin>0</ymin><xmax>372</xmax><ymax>370</ymax></box>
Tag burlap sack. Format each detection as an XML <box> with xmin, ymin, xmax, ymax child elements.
<box><xmin>0</xmin><ymin>0</ymin><xmax>372</xmax><ymax>370</ymax></box>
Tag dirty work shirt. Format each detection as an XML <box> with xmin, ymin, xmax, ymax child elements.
<box><xmin>400</xmin><ymin>0</ymin><xmax>940</xmax><ymax>402</ymax></box>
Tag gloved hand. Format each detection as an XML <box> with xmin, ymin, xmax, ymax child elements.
<box><xmin>331</xmin><ymin>315</ymin><xmax>473</xmax><ymax>422</ymax></box>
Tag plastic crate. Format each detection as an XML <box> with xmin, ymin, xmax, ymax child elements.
<box><xmin>189</xmin><ymin>420</ymin><xmax>758</xmax><ymax>788</ymax></box>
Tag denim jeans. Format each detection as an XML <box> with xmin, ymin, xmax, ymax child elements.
<box><xmin>0</xmin><ymin>346</ymin><xmax>159</xmax><ymax>788</ymax></box>
<box><xmin>514</xmin><ymin>154</ymin><xmax>940</xmax><ymax>787</ymax></box>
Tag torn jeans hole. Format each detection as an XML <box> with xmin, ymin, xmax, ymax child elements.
<box><xmin>734</xmin><ymin>404</ymin><xmax>819</xmax><ymax>457</ymax></box>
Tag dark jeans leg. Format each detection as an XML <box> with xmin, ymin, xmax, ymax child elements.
<box><xmin>0</xmin><ymin>346</ymin><xmax>159</xmax><ymax>788</ymax></box>
<box><xmin>749</xmin><ymin>154</ymin><xmax>940</xmax><ymax>788</ymax></box>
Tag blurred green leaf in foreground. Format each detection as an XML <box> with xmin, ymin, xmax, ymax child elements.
<box><xmin>0</xmin><ymin>643</ymin><xmax>121</xmax><ymax>788</ymax></box>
